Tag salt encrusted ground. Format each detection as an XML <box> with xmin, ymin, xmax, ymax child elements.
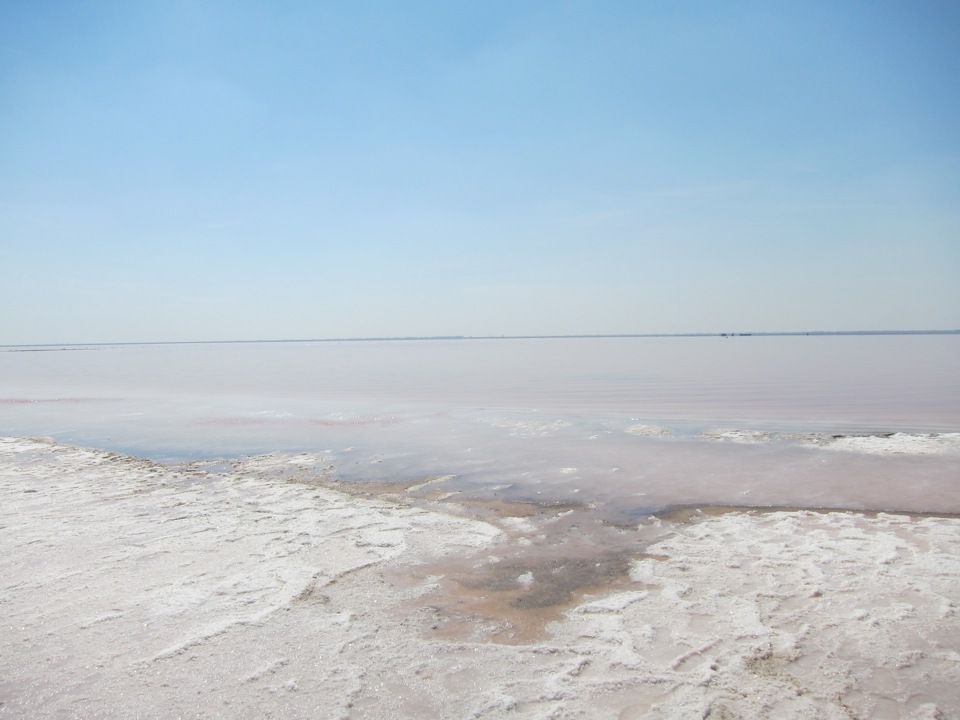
<box><xmin>2</xmin><ymin>437</ymin><xmax>959</xmax><ymax>719</ymax></box>
<box><xmin>700</xmin><ymin>430</ymin><xmax>960</xmax><ymax>455</ymax></box>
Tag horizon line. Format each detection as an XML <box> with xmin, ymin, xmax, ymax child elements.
<box><xmin>2</xmin><ymin>329</ymin><xmax>959</xmax><ymax>349</ymax></box>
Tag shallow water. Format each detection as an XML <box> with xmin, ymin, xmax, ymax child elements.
<box><xmin>2</xmin><ymin>335</ymin><xmax>958</xmax><ymax>514</ymax></box>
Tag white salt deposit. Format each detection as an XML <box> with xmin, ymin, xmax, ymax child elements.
<box><xmin>625</xmin><ymin>424</ymin><xmax>672</xmax><ymax>437</ymax></box>
<box><xmin>701</xmin><ymin>429</ymin><xmax>779</xmax><ymax>443</ymax></box>
<box><xmin>3</xmin><ymin>437</ymin><xmax>960</xmax><ymax>719</ymax></box>
<box><xmin>561</xmin><ymin>510</ymin><xmax>960</xmax><ymax>718</ymax></box>
<box><xmin>816</xmin><ymin>432</ymin><xmax>960</xmax><ymax>455</ymax></box>
<box><xmin>702</xmin><ymin>429</ymin><xmax>960</xmax><ymax>456</ymax></box>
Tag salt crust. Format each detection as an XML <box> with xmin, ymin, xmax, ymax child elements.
<box><xmin>625</xmin><ymin>424</ymin><xmax>672</xmax><ymax>437</ymax></box>
<box><xmin>702</xmin><ymin>429</ymin><xmax>960</xmax><ymax>455</ymax></box>
<box><xmin>2</xmin><ymin>436</ymin><xmax>960</xmax><ymax>719</ymax></box>
<box><xmin>483</xmin><ymin>418</ymin><xmax>571</xmax><ymax>438</ymax></box>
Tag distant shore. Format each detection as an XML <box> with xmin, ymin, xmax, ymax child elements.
<box><xmin>2</xmin><ymin>328</ymin><xmax>958</xmax><ymax>349</ymax></box>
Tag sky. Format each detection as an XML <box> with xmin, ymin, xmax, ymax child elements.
<box><xmin>1</xmin><ymin>1</ymin><xmax>958</xmax><ymax>343</ymax></box>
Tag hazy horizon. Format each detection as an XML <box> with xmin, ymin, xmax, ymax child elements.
<box><xmin>2</xmin><ymin>327</ymin><xmax>960</xmax><ymax>349</ymax></box>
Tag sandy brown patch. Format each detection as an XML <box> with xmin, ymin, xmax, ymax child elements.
<box><xmin>403</xmin><ymin>548</ymin><xmax>644</xmax><ymax>645</ymax></box>
<box><xmin>384</xmin><ymin>499</ymin><xmax>663</xmax><ymax>644</ymax></box>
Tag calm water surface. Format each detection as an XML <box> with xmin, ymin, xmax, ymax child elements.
<box><xmin>2</xmin><ymin>335</ymin><xmax>958</xmax><ymax>514</ymax></box>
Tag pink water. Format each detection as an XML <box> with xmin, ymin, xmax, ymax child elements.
<box><xmin>2</xmin><ymin>335</ymin><xmax>958</xmax><ymax>514</ymax></box>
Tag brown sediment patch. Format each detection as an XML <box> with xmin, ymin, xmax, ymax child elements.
<box><xmin>325</xmin><ymin>476</ymin><xmax>452</xmax><ymax>500</ymax></box>
<box><xmin>422</xmin><ymin>493</ymin><xmax>588</xmax><ymax>523</ymax></box>
<box><xmin>385</xmin><ymin>496</ymin><xmax>660</xmax><ymax>645</ymax></box>
<box><xmin>322</xmin><ymin>474</ymin><xmax>588</xmax><ymax>522</ymax></box>
<box><xmin>431</xmin><ymin>557</ymin><xmax>634</xmax><ymax>645</ymax></box>
<box><xmin>403</xmin><ymin>546</ymin><xmax>646</xmax><ymax>645</ymax></box>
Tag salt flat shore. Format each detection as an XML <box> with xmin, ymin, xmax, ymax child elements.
<box><xmin>2</xmin><ymin>437</ymin><xmax>959</xmax><ymax>719</ymax></box>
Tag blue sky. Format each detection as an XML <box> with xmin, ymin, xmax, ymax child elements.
<box><xmin>2</xmin><ymin>1</ymin><xmax>958</xmax><ymax>343</ymax></box>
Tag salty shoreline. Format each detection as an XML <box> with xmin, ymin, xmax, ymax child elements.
<box><xmin>2</xmin><ymin>436</ymin><xmax>960</xmax><ymax>719</ymax></box>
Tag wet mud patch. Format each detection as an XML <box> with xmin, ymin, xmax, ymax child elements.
<box><xmin>234</xmin><ymin>465</ymin><xmax>665</xmax><ymax>643</ymax></box>
<box><xmin>404</xmin><ymin>549</ymin><xmax>643</xmax><ymax>644</ymax></box>
<box><xmin>458</xmin><ymin>555</ymin><xmax>633</xmax><ymax>609</ymax></box>
<box><xmin>390</xmin><ymin>502</ymin><xmax>663</xmax><ymax>645</ymax></box>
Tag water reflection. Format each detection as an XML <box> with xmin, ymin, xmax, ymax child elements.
<box><xmin>1</xmin><ymin>336</ymin><xmax>958</xmax><ymax>513</ymax></box>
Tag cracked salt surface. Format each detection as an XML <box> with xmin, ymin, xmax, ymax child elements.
<box><xmin>3</xmin><ymin>437</ymin><xmax>960</xmax><ymax>719</ymax></box>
